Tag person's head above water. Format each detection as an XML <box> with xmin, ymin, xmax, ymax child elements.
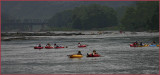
<box><xmin>153</xmin><ymin>41</ymin><xmax>156</xmax><ymax>43</ymax></box>
<box><xmin>93</xmin><ymin>50</ymin><xmax>96</xmax><ymax>52</ymax></box>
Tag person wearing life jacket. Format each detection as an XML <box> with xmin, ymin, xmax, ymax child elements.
<box><xmin>133</xmin><ymin>41</ymin><xmax>138</xmax><ymax>46</ymax></box>
<box><xmin>92</xmin><ymin>50</ymin><xmax>98</xmax><ymax>55</ymax></box>
<box><xmin>151</xmin><ymin>41</ymin><xmax>156</xmax><ymax>45</ymax></box>
<box><xmin>78</xmin><ymin>42</ymin><xmax>81</xmax><ymax>46</ymax></box>
<box><xmin>77</xmin><ymin>51</ymin><xmax>82</xmax><ymax>55</ymax></box>
<box><xmin>139</xmin><ymin>42</ymin><xmax>143</xmax><ymax>46</ymax></box>
<box><xmin>38</xmin><ymin>44</ymin><xmax>42</xmax><ymax>47</ymax></box>
<box><xmin>87</xmin><ymin>50</ymin><xmax>98</xmax><ymax>56</ymax></box>
<box><xmin>46</xmin><ymin>43</ymin><xmax>51</xmax><ymax>47</ymax></box>
<box><xmin>54</xmin><ymin>43</ymin><xmax>60</xmax><ymax>47</ymax></box>
<box><xmin>54</xmin><ymin>43</ymin><xmax>57</xmax><ymax>47</ymax></box>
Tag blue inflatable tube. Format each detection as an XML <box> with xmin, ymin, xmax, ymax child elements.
<box><xmin>149</xmin><ymin>44</ymin><xmax>156</xmax><ymax>47</ymax></box>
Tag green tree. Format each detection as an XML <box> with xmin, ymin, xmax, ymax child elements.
<box><xmin>49</xmin><ymin>10</ymin><xmax>73</xmax><ymax>28</ymax></box>
<box><xmin>121</xmin><ymin>7</ymin><xmax>137</xmax><ymax>31</ymax></box>
<box><xmin>121</xmin><ymin>1</ymin><xmax>159</xmax><ymax>31</ymax></box>
<box><xmin>49</xmin><ymin>4</ymin><xmax>118</xmax><ymax>30</ymax></box>
<box><xmin>71</xmin><ymin>4</ymin><xmax>118</xmax><ymax>30</ymax></box>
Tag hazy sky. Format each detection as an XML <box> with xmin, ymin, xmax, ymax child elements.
<box><xmin>2</xmin><ymin>1</ymin><xmax>135</xmax><ymax>19</ymax></box>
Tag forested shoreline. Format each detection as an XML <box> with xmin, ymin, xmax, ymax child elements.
<box><xmin>2</xmin><ymin>1</ymin><xmax>159</xmax><ymax>32</ymax></box>
<box><xmin>49</xmin><ymin>1</ymin><xmax>159</xmax><ymax>32</ymax></box>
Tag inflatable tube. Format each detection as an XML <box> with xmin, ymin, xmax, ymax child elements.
<box><xmin>138</xmin><ymin>44</ymin><xmax>149</xmax><ymax>47</ymax></box>
<box><xmin>45</xmin><ymin>46</ymin><xmax>54</xmax><ymax>49</ymax></box>
<box><xmin>130</xmin><ymin>44</ymin><xmax>148</xmax><ymax>47</ymax></box>
<box><xmin>69</xmin><ymin>55</ymin><xmax>83</xmax><ymax>58</ymax></box>
<box><xmin>78</xmin><ymin>45</ymin><xmax>87</xmax><ymax>47</ymax></box>
<box><xmin>149</xmin><ymin>44</ymin><xmax>156</xmax><ymax>47</ymax></box>
<box><xmin>130</xmin><ymin>44</ymin><xmax>137</xmax><ymax>47</ymax></box>
<box><xmin>34</xmin><ymin>47</ymin><xmax>43</xmax><ymax>49</ymax></box>
<box><xmin>55</xmin><ymin>46</ymin><xmax>65</xmax><ymax>49</ymax></box>
<box><xmin>157</xmin><ymin>45</ymin><xmax>159</xmax><ymax>47</ymax></box>
<box><xmin>87</xmin><ymin>54</ymin><xmax>100</xmax><ymax>57</ymax></box>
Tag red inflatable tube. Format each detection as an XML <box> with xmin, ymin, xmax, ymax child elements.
<box><xmin>130</xmin><ymin>44</ymin><xmax>137</xmax><ymax>47</ymax></box>
<box><xmin>34</xmin><ymin>47</ymin><xmax>43</xmax><ymax>49</ymax></box>
<box><xmin>78</xmin><ymin>45</ymin><xmax>87</xmax><ymax>47</ymax></box>
<box><xmin>45</xmin><ymin>46</ymin><xmax>54</xmax><ymax>49</ymax></box>
<box><xmin>87</xmin><ymin>54</ymin><xmax>100</xmax><ymax>57</ymax></box>
<box><xmin>55</xmin><ymin>47</ymin><xmax>65</xmax><ymax>49</ymax></box>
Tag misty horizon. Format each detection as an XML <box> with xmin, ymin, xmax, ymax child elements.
<box><xmin>2</xmin><ymin>1</ymin><xmax>135</xmax><ymax>19</ymax></box>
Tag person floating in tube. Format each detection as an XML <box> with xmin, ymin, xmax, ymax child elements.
<box><xmin>92</xmin><ymin>50</ymin><xmax>98</xmax><ymax>55</ymax></box>
<box><xmin>78</xmin><ymin>42</ymin><xmax>81</xmax><ymax>46</ymax></box>
<box><xmin>87</xmin><ymin>50</ymin><xmax>98</xmax><ymax>56</ymax></box>
<box><xmin>54</xmin><ymin>43</ymin><xmax>61</xmax><ymax>47</ymax></box>
<box><xmin>77</xmin><ymin>51</ymin><xmax>82</xmax><ymax>55</ymax></box>
<box><xmin>38</xmin><ymin>44</ymin><xmax>42</xmax><ymax>47</ymax></box>
<box><xmin>139</xmin><ymin>42</ymin><xmax>143</xmax><ymax>46</ymax></box>
<box><xmin>46</xmin><ymin>43</ymin><xmax>51</xmax><ymax>47</ymax></box>
<box><xmin>151</xmin><ymin>41</ymin><xmax>156</xmax><ymax>45</ymax></box>
<box><xmin>133</xmin><ymin>41</ymin><xmax>138</xmax><ymax>46</ymax></box>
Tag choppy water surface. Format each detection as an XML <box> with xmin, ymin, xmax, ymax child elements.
<box><xmin>1</xmin><ymin>32</ymin><xmax>159</xmax><ymax>74</ymax></box>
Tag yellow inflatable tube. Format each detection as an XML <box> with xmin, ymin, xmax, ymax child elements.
<box><xmin>138</xmin><ymin>44</ymin><xmax>149</xmax><ymax>47</ymax></box>
<box><xmin>69</xmin><ymin>55</ymin><xmax>83</xmax><ymax>58</ymax></box>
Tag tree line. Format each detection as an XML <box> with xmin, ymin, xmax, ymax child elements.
<box><xmin>120</xmin><ymin>1</ymin><xmax>159</xmax><ymax>31</ymax></box>
<box><xmin>49</xmin><ymin>4</ymin><xmax>118</xmax><ymax>30</ymax></box>
<box><xmin>2</xmin><ymin>1</ymin><xmax>159</xmax><ymax>32</ymax></box>
<box><xmin>49</xmin><ymin>1</ymin><xmax>159</xmax><ymax>31</ymax></box>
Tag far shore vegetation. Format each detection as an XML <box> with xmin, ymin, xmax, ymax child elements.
<box><xmin>2</xmin><ymin>1</ymin><xmax>159</xmax><ymax>32</ymax></box>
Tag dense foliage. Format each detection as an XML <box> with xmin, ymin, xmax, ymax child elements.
<box><xmin>49</xmin><ymin>10</ymin><xmax>73</xmax><ymax>28</ymax></box>
<box><xmin>49</xmin><ymin>2</ymin><xmax>159</xmax><ymax>31</ymax></box>
<box><xmin>121</xmin><ymin>1</ymin><xmax>159</xmax><ymax>31</ymax></box>
<box><xmin>49</xmin><ymin>4</ymin><xmax>118</xmax><ymax>30</ymax></box>
<box><xmin>2</xmin><ymin>1</ymin><xmax>159</xmax><ymax>32</ymax></box>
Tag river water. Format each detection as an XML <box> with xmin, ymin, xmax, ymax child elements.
<box><xmin>1</xmin><ymin>31</ymin><xmax>159</xmax><ymax>74</ymax></box>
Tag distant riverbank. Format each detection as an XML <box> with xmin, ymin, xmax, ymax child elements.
<box><xmin>1</xmin><ymin>31</ymin><xmax>159</xmax><ymax>41</ymax></box>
